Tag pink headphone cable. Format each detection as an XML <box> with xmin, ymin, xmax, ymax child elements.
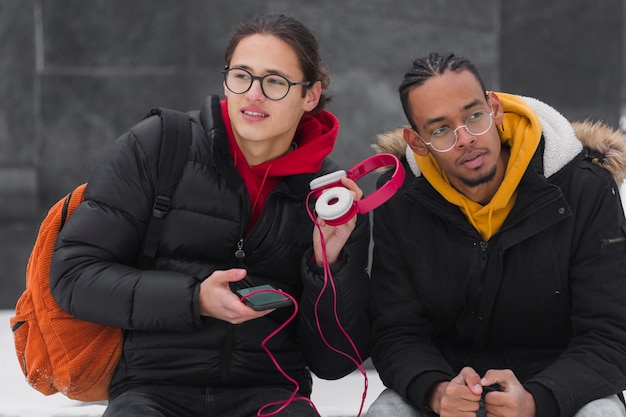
<box><xmin>254</xmin><ymin>192</ymin><xmax>369</xmax><ymax>417</ymax></box>
<box><xmin>309</xmin><ymin>200</ymin><xmax>369</xmax><ymax>416</ymax></box>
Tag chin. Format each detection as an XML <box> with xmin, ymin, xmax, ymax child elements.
<box><xmin>462</xmin><ymin>167</ymin><xmax>497</xmax><ymax>188</ymax></box>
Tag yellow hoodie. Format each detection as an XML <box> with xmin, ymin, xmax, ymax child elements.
<box><xmin>415</xmin><ymin>93</ymin><xmax>542</xmax><ymax>240</ymax></box>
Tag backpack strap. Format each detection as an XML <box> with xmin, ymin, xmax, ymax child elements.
<box><xmin>137</xmin><ymin>107</ymin><xmax>191</xmax><ymax>268</ymax></box>
<box><xmin>59</xmin><ymin>190</ymin><xmax>75</xmax><ymax>230</ymax></box>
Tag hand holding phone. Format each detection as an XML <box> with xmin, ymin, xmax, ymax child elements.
<box><xmin>235</xmin><ymin>284</ymin><xmax>293</xmax><ymax>311</ymax></box>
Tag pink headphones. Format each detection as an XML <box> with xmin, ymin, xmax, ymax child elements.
<box><xmin>309</xmin><ymin>153</ymin><xmax>405</xmax><ymax>226</ymax></box>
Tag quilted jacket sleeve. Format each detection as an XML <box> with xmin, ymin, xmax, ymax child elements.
<box><xmin>296</xmin><ymin>212</ymin><xmax>371</xmax><ymax>380</ymax></box>
<box><xmin>50</xmin><ymin>116</ymin><xmax>203</xmax><ymax>331</ymax></box>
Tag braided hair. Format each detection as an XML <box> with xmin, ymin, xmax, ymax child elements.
<box><xmin>399</xmin><ymin>53</ymin><xmax>487</xmax><ymax>130</ymax></box>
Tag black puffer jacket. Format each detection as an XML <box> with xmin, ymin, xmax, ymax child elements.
<box><xmin>370</xmin><ymin>95</ymin><xmax>626</xmax><ymax>416</ymax></box>
<box><xmin>50</xmin><ymin>95</ymin><xmax>371</xmax><ymax>396</ymax></box>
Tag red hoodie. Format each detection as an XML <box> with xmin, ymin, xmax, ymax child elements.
<box><xmin>220</xmin><ymin>100</ymin><xmax>339</xmax><ymax>231</ymax></box>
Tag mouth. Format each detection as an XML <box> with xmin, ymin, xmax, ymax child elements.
<box><xmin>242</xmin><ymin>109</ymin><xmax>268</xmax><ymax>119</ymax></box>
<box><xmin>459</xmin><ymin>151</ymin><xmax>485</xmax><ymax>170</ymax></box>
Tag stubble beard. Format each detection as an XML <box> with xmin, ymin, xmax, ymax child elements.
<box><xmin>460</xmin><ymin>164</ymin><xmax>497</xmax><ymax>188</ymax></box>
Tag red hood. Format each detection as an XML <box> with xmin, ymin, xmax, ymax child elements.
<box><xmin>221</xmin><ymin>99</ymin><xmax>339</xmax><ymax>229</ymax></box>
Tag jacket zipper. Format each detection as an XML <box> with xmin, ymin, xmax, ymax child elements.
<box><xmin>474</xmin><ymin>241</ymin><xmax>489</xmax><ymax>331</ymax></box>
<box><xmin>234</xmin><ymin>238</ymin><xmax>245</xmax><ymax>259</ymax></box>
<box><xmin>232</xmin><ymin>191</ymin><xmax>283</xmax><ymax>262</ymax></box>
<box><xmin>222</xmin><ymin>188</ymin><xmax>285</xmax><ymax>382</ymax></box>
<box><xmin>222</xmin><ymin>195</ymin><xmax>249</xmax><ymax>383</ymax></box>
<box><xmin>479</xmin><ymin>241</ymin><xmax>488</xmax><ymax>272</ymax></box>
<box><xmin>221</xmin><ymin>325</ymin><xmax>234</xmax><ymax>384</ymax></box>
<box><xmin>600</xmin><ymin>236</ymin><xmax>626</xmax><ymax>252</ymax></box>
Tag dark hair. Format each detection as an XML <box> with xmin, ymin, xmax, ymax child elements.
<box><xmin>399</xmin><ymin>53</ymin><xmax>487</xmax><ymax>129</ymax></box>
<box><xmin>224</xmin><ymin>14</ymin><xmax>331</xmax><ymax>113</ymax></box>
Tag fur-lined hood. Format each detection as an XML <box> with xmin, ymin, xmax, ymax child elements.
<box><xmin>373</xmin><ymin>97</ymin><xmax>626</xmax><ymax>185</ymax></box>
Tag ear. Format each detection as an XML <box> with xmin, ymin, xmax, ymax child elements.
<box><xmin>303</xmin><ymin>81</ymin><xmax>322</xmax><ymax>112</ymax></box>
<box><xmin>487</xmin><ymin>91</ymin><xmax>504</xmax><ymax>125</ymax></box>
<box><xmin>404</xmin><ymin>127</ymin><xmax>429</xmax><ymax>157</ymax></box>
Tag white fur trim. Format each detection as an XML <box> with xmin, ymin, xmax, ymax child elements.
<box><xmin>405</xmin><ymin>144</ymin><xmax>422</xmax><ymax>177</ymax></box>
<box><xmin>519</xmin><ymin>96</ymin><xmax>582</xmax><ymax>178</ymax></box>
<box><xmin>404</xmin><ymin>96</ymin><xmax>583</xmax><ymax>179</ymax></box>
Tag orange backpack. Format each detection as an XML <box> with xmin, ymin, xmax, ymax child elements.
<box><xmin>9</xmin><ymin>107</ymin><xmax>191</xmax><ymax>402</ymax></box>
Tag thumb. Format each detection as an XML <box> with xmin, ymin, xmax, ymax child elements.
<box><xmin>213</xmin><ymin>268</ymin><xmax>247</xmax><ymax>284</ymax></box>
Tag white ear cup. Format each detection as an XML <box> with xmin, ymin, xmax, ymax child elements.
<box><xmin>315</xmin><ymin>187</ymin><xmax>354</xmax><ymax>221</ymax></box>
<box><xmin>309</xmin><ymin>153</ymin><xmax>405</xmax><ymax>226</ymax></box>
<box><xmin>309</xmin><ymin>170</ymin><xmax>347</xmax><ymax>191</ymax></box>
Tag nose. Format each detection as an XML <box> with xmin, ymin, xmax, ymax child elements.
<box><xmin>246</xmin><ymin>79</ymin><xmax>265</xmax><ymax>101</ymax></box>
<box><xmin>454</xmin><ymin>125</ymin><xmax>476</xmax><ymax>148</ymax></box>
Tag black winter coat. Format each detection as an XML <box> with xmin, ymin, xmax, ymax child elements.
<box><xmin>50</xmin><ymin>95</ymin><xmax>371</xmax><ymax>396</ymax></box>
<box><xmin>370</xmin><ymin>101</ymin><xmax>626</xmax><ymax>416</ymax></box>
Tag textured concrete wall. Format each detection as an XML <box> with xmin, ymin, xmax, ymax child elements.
<box><xmin>31</xmin><ymin>0</ymin><xmax>502</xmax><ymax>207</ymax></box>
<box><xmin>500</xmin><ymin>0</ymin><xmax>623</xmax><ymax>127</ymax></box>
<box><xmin>0</xmin><ymin>0</ymin><xmax>622</xmax><ymax>309</ymax></box>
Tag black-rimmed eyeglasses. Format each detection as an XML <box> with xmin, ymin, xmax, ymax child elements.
<box><xmin>416</xmin><ymin>110</ymin><xmax>494</xmax><ymax>152</ymax></box>
<box><xmin>221</xmin><ymin>68</ymin><xmax>311</xmax><ymax>101</ymax></box>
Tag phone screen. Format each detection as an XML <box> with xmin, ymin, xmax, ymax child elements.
<box><xmin>236</xmin><ymin>284</ymin><xmax>293</xmax><ymax>311</ymax></box>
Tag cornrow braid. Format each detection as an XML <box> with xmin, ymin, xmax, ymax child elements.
<box><xmin>399</xmin><ymin>53</ymin><xmax>487</xmax><ymax>130</ymax></box>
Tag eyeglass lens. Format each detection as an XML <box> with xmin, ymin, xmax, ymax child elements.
<box><xmin>223</xmin><ymin>68</ymin><xmax>293</xmax><ymax>100</ymax></box>
<box><xmin>429</xmin><ymin>110</ymin><xmax>493</xmax><ymax>151</ymax></box>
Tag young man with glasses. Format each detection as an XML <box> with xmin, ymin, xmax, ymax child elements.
<box><xmin>366</xmin><ymin>53</ymin><xmax>626</xmax><ymax>416</ymax></box>
<box><xmin>50</xmin><ymin>14</ymin><xmax>371</xmax><ymax>416</ymax></box>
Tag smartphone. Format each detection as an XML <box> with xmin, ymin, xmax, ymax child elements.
<box><xmin>235</xmin><ymin>284</ymin><xmax>293</xmax><ymax>311</ymax></box>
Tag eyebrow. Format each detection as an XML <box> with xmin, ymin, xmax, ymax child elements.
<box><xmin>422</xmin><ymin>98</ymin><xmax>484</xmax><ymax>129</ymax></box>
<box><xmin>230</xmin><ymin>64</ymin><xmax>293</xmax><ymax>80</ymax></box>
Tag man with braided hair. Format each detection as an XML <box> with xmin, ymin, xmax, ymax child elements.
<box><xmin>367</xmin><ymin>53</ymin><xmax>626</xmax><ymax>417</ymax></box>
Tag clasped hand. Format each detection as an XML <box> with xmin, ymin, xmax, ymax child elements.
<box><xmin>430</xmin><ymin>367</ymin><xmax>536</xmax><ymax>417</ymax></box>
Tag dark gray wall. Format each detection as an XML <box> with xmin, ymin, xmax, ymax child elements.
<box><xmin>0</xmin><ymin>0</ymin><xmax>623</xmax><ymax>308</ymax></box>
<box><xmin>500</xmin><ymin>0</ymin><xmax>623</xmax><ymax>127</ymax></box>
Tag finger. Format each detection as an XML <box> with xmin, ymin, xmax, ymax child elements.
<box><xmin>339</xmin><ymin>177</ymin><xmax>363</xmax><ymax>200</ymax></box>
<box><xmin>481</xmin><ymin>369</ymin><xmax>510</xmax><ymax>392</ymax></box>
<box><xmin>459</xmin><ymin>367</ymin><xmax>483</xmax><ymax>394</ymax></box>
<box><xmin>234</xmin><ymin>304</ymin><xmax>274</xmax><ymax>322</ymax></box>
<box><xmin>315</xmin><ymin>218</ymin><xmax>328</xmax><ymax>228</ymax></box>
<box><xmin>226</xmin><ymin>293</ymin><xmax>275</xmax><ymax>324</ymax></box>
<box><xmin>212</xmin><ymin>268</ymin><xmax>247</xmax><ymax>284</ymax></box>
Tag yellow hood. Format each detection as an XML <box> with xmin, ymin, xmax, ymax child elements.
<box><xmin>373</xmin><ymin>93</ymin><xmax>626</xmax><ymax>240</ymax></box>
<box><xmin>417</xmin><ymin>93</ymin><xmax>541</xmax><ymax>240</ymax></box>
